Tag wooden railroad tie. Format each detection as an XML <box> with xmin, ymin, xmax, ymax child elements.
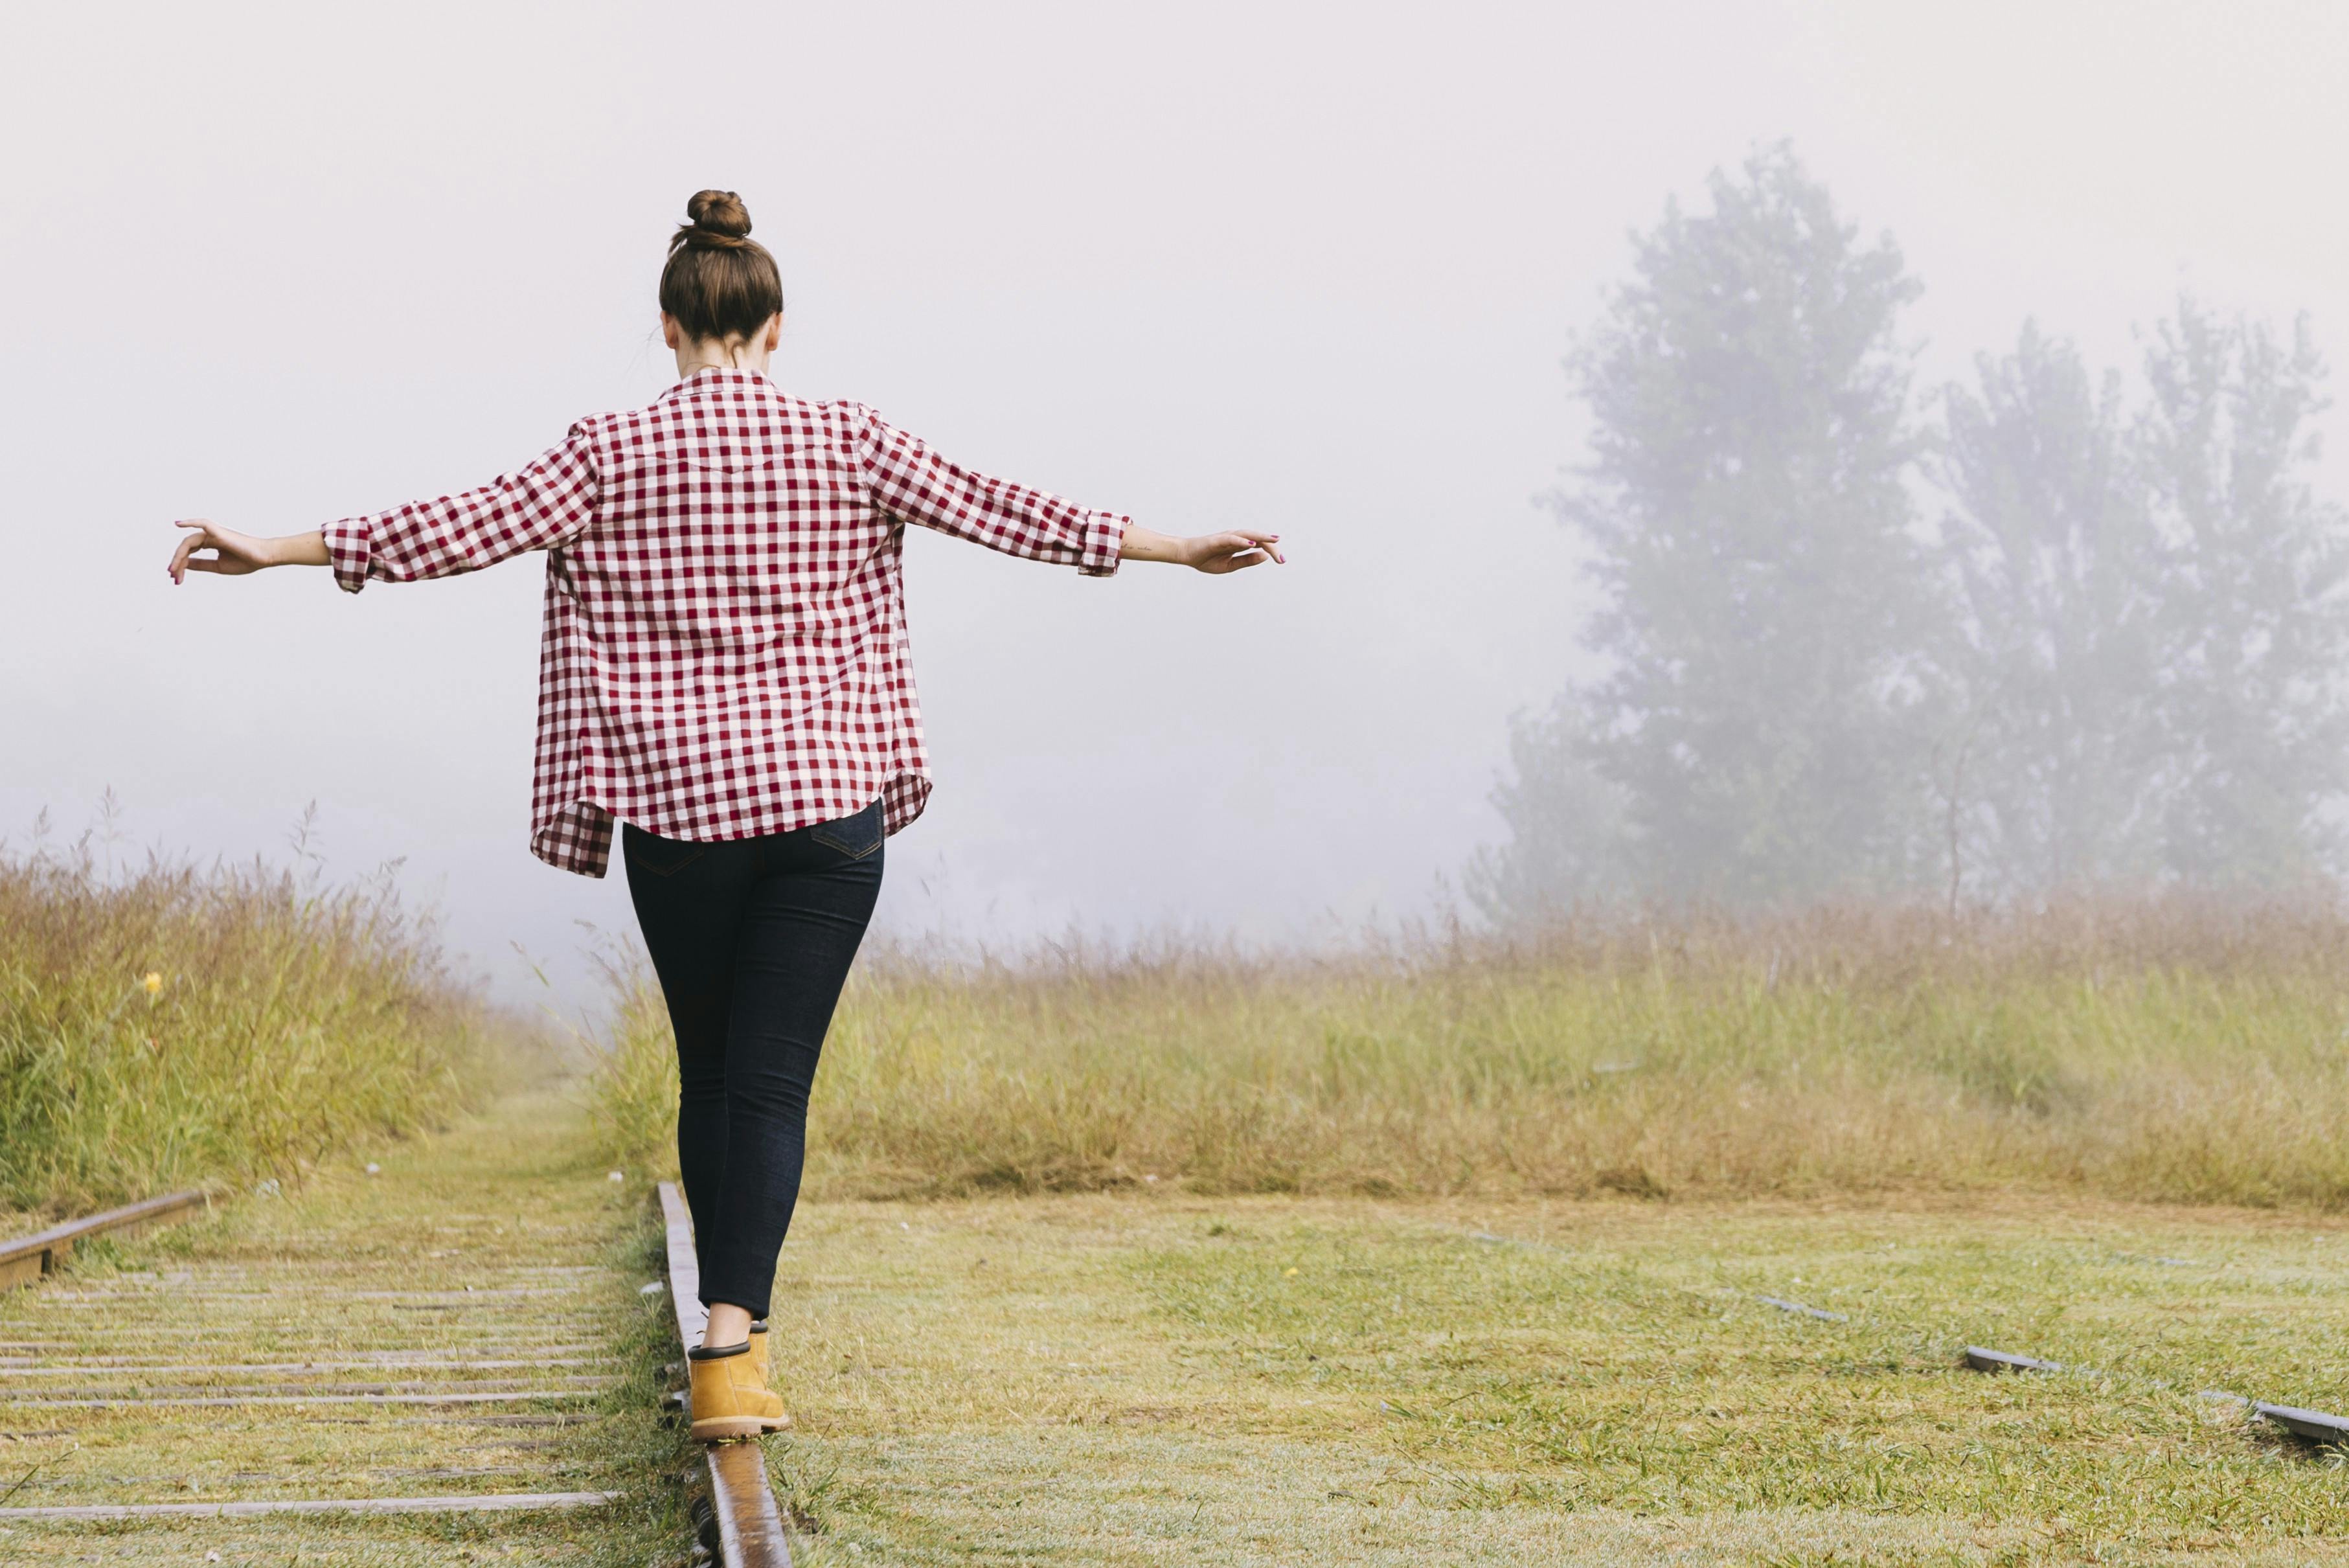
<box><xmin>0</xmin><ymin>1180</ymin><xmax>638</xmax><ymax>1531</ymax></box>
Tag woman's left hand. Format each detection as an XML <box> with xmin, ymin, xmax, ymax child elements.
<box><xmin>1183</xmin><ymin>529</ymin><xmax>1286</xmax><ymax>574</ymax></box>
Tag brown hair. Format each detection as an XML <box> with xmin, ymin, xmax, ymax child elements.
<box><xmin>659</xmin><ymin>190</ymin><xmax>783</xmax><ymax>344</ymax></box>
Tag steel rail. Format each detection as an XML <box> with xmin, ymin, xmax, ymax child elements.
<box><xmin>0</xmin><ymin>1191</ymin><xmax>211</xmax><ymax>1291</ymax></box>
<box><xmin>657</xmin><ymin>1181</ymin><xmax>794</xmax><ymax>1568</ymax></box>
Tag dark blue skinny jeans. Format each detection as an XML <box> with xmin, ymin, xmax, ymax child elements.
<box><xmin>621</xmin><ymin>798</ymin><xmax>884</xmax><ymax>1318</ymax></box>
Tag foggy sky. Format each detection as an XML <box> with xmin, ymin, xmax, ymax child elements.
<box><xmin>6</xmin><ymin>1</ymin><xmax>2347</xmax><ymax>1008</ymax></box>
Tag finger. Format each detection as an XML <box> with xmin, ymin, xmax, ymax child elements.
<box><xmin>170</xmin><ymin>521</ymin><xmax>215</xmax><ymax>584</ymax></box>
<box><xmin>1222</xmin><ymin>529</ymin><xmax>1285</xmax><ymax>565</ymax></box>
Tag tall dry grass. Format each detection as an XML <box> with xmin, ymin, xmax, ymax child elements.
<box><xmin>589</xmin><ymin>895</ymin><xmax>2349</xmax><ymax>1210</ymax></box>
<box><xmin>581</xmin><ymin>943</ymin><xmax>679</xmax><ymax>1171</ymax></box>
<box><xmin>0</xmin><ymin>833</ymin><xmax>492</xmax><ymax>1213</ymax></box>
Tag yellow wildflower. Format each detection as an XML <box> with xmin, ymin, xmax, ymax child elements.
<box><xmin>142</xmin><ymin>972</ymin><xmax>163</xmax><ymax>994</ymax></box>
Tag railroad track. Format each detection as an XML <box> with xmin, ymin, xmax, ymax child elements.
<box><xmin>0</xmin><ymin>1189</ymin><xmax>213</xmax><ymax>1291</ymax></box>
<box><xmin>0</xmin><ymin>1102</ymin><xmax>635</xmax><ymax>1562</ymax></box>
<box><xmin>657</xmin><ymin>1181</ymin><xmax>795</xmax><ymax>1567</ymax></box>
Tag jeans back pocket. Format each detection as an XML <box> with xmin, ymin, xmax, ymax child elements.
<box><xmin>621</xmin><ymin>824</ymin><xmax>710</xmax><ymax>878</ymax></box>
<box><xmin>806</xmin><ymin>799</ymin><xmax>885</xmax><ymax>860</ymax></box>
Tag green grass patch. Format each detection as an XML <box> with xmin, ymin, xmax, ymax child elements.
<box><xmin>756</xmin><ymin>1194</ymin><xmax>2349</xmax><ymax>1565</ymax></box>
<box><xmin>0</xmin><ymin>832</ymin><xmax>498</xmax><ymax>1212</ymax></box>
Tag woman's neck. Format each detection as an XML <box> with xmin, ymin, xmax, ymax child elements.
<box><xmin>674</xmin><ymin>338</ymin><xmax>771</xmax><ymax>380</ymax></box>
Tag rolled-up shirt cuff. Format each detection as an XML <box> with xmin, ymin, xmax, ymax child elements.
<box><xmin>323</xmin><ymin>514</ymin><xmax>376</xmax><ymax>594</ymax></box>
<box><xmin>1075</xmin><ymin>509</ymin><xmax>1128</xmax><ymax>578</ymax></box>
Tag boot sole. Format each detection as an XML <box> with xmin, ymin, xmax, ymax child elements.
<box><xmin>689</xmin><ymin>1416</ymin><xmax>769</xmax><ymax>1441</ymax></box>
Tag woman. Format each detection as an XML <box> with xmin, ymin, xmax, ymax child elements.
<box><xmin>165</xmin><ymin>189</ymin><xmax>1282</xmax><ymax>1440</ymax></box>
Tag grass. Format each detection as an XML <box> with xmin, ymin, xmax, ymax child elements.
<box><xmin>756</xmin><ymin>1191</ymin><xmax>2349</xmax><ymax>1565</ymax></box>
<box><xmin>582</xmin><ymin>940</ymin><xmax>680</xmax><ymax>1173</ymax></box>
<box><xmin>0</xmin><ymin>823</ymin><xmax>499</xmax><ymax>1214</ymax></box>
<box><xmin>11</xmin><ymin>1054</ymin><xmax>2349</xmax><ymax>1563</ymax></box>
<box><xmin>16</xmin><ymin>870</ymin><xmax>2349</xmax><ymax>1561</ymax></box>
<box><xmin>565</xmin><ymin>892</ymin><xmax>2349</xmax><ymax>1556</ymax></box>
<box><xmin>591</xmin><ymin>894</ymin><xmax>2349</xmax><ymax>1211</ymax></box>
<box><xmin>0</xmin><ymin>1091</ymin><xmax>696</xmax><ymax>1565</ymax></box>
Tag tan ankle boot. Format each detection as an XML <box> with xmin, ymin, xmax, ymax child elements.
<box><xmin>747</xmin><ymin>1321</ymin><xmax>785</xmax><ymax>1434</ymax></box>
<box><xmin>687</xmin><ymin>1341</ymin><xmax>788</xmax><ymax>1441</ymax></box>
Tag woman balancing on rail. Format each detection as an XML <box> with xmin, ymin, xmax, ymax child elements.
<box><xmin>164</xmin><ymin>189</ymin><xmax>1283</xmax><ymax>1440</ymax></box>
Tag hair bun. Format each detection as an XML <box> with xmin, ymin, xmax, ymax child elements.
<box><xmin>681</xmin><ymin>189</ymin><xmax>752</xmax><ymax>245</ymax></box>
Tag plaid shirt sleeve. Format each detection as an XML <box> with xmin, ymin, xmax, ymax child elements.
<box><xmin>854</xmin><ymin>407</ymin><xmax>1125</xmax><ymax>577</ymax></box>
<box><xmin>323</xmin><ymin>426</ymin><xmax>600</xmax><ymax>593</ymax></box>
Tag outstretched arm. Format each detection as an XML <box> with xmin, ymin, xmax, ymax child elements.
<box><xmin>166</xmin><ymin>427</ymin><xmax>598</xmax><ymax>590</ymax></box>
<box><xmin>857</xmin><ymin>409</ymin><xmax>1283</xmax><ymax>576</ymax></box>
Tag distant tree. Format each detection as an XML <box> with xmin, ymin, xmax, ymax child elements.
<box><xmin>1480</xmin><ymin>144</ymin><xmax>1933</xmax><ymax>914</ymax></box>
<box><xmin>1465</xmin><ymin>692</ymin><xmax>1628</xmax><ymax>920</ymax></box>
<box><xmin>1931</xmin><ymin>324</ymin><xmax>2168</xmax><ymax>897</ymax></box>
<box><xmin>2135</xmin><ymin>300</ymin><xmax>2349</xmax><ymax>886</ymax></box>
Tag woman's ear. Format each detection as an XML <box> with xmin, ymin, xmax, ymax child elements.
<box><xmin>764</xmin><ymin>314</ymin><xmax>782</xmax><ymax>352</ymax></box>
<box><xmin>660</xmin><ymin>313</ymin><xmax>681</xmax><ymax>351</ymax></box>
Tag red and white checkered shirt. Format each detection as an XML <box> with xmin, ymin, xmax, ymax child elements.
<box><xmin>324</xmin><ymin>369</ymin><xmax>1128</xmax><ymax>877</ymax></box>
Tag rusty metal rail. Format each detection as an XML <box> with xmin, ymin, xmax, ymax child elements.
<box><xmin>0</xmin><ymin>1190</ymin><xmax>211</xmax><ymax>1292</ymax></box>
<box><xmin>657</xmin><ymin>1181</ymin><xmax>794</xmax><ymax>1567</ymax></box>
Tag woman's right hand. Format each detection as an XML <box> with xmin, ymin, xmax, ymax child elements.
<box><xmin>168</xmin><ymin>519</ymin><xmax>273</xmax><ymax>584</ymax></box>
<box><xmin>168</xmin><ymin>521</ymin><xmax>328</xmax><ymax>584</ymax></box>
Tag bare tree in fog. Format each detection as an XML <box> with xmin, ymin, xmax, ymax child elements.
<box><xmin>1932</xmin><ymin>324</ymin><xmax>2168</xmax><ymax>894</ymax></box>
<box><xmin>1933</xmin><ymin>306</ymin><xmax>2349</xmax><ymax>897</ymax></box>
<box><xmin>1478</xmin><ymin>155</ymin><xmax>2349</xmax><ymax>923</ymax></box>
<box><xmin>1472</xmin><ymin>145</ymin><xmax>1931</xmax><ymax>917</ymax></box>
<box><xmin>1468</xmin><ymin>690</ymin><xmax>1629</xmax><ymax>915</ymax></box>
<box><xmin>2135</xmin><ymin>302</ymin><xmax>2349</xmax><ymax>887</ymax></box>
